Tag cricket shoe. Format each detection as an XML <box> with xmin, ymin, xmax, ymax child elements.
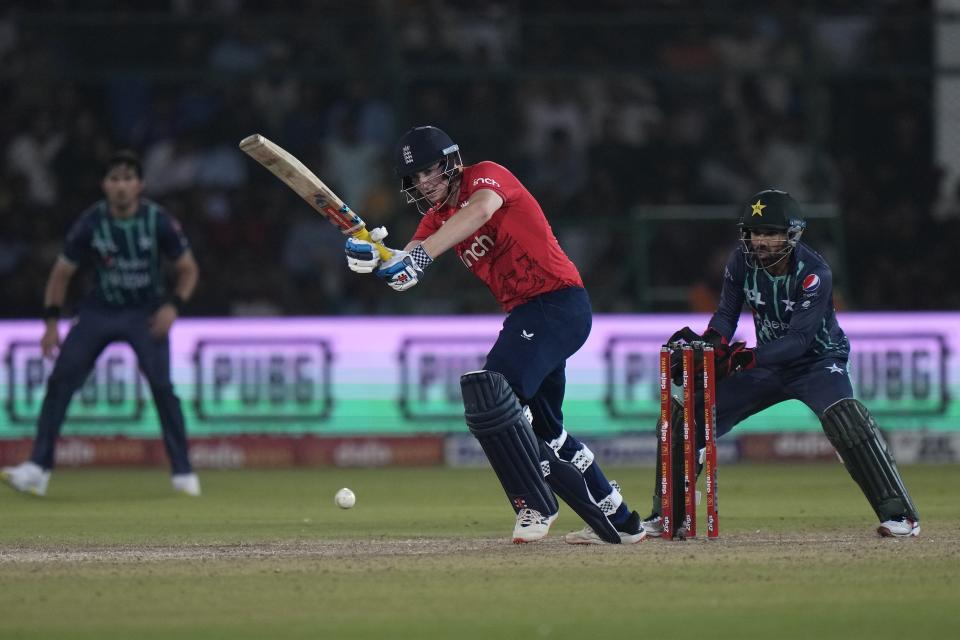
<box><xmin>877</xmin><ymin>517</ymin><xmax>920</xmax><ymax>538</ymax></box>
<box><xmin>564</xmin><ymin>510</ymin><xmax>646</xmax><ymax>545</ymax></box>
<box><xmin>512</xmin><ymin>508</ymin><xmax>558</xmax><ymax>543</ymax></box>
<box><xmin>640</xmin><ymin>513</ymin><xmax>664</xmax><ymax>537</ymax></box>
<box><xmin>171</xmin><ymin>473</ymin><xmax>201</xmax><ymax>497</ymax></box>
<box><xmin>1</xmin><ymin>461</ymin><xmax>50</xmax><ymax>496</ymax></box>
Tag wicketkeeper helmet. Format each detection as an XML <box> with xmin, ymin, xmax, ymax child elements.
<box><xmin>738</xmin><ymin>189</ymin><xmax>806</xmax><ymax>268</ymax></box>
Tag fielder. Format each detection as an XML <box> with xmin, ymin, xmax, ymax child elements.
<box><xmin>644</xmin><ymin>189</ymin><xmax>920</xmax><ymax>537</ymax></box>
<box><xmin>345</xmin><ymin>126</ymin><xmax>644</xmax><ymax>544</ymax></box>
<box><xmin>1</xmin><ymin>151</ymin><xmax>201</xmax><ymax>497</ymax></box>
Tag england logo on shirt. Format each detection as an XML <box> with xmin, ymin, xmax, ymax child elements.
<box><xmin>802</xmin><ymin>273</ymin><xmax>820</xmax><ymax>293</ymax></box>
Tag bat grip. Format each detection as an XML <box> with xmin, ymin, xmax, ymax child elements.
<box><xmin>351</xmin><ymin>227</ymin><xmax>393</xmax><ymax>262</ymax></box>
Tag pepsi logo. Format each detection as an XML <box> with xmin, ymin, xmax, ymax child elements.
<box><xmin>802</xmin><ymin>274</ymin><xmax>820</xmax><ymax>292</ymax></box>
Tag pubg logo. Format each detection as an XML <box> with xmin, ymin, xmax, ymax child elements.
<box><xmin>5</xmin><ymin>341</ymin><xmax>145</xmax><ymax>425</ymax></box>
<box><xmin>193</xmin><ymin>338</ymin><xmax>332</xmax><ymax>422</ymax></box>
<box><xmin>397</xmin><ymin>336</ymin><xmax>491</xmax><ymax>421</ymax></box>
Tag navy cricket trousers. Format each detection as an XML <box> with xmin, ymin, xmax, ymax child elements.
<box><xmin>484</xmin><ymin>287</ymin><xmax>629</xmax><ymax>522</ymax></box>
<box><xmin>483</xmin><ymin>287</ymin><xmax>591</xmax><ymax>441</ymax></box>
<box><xmin>482</xmin><ymin>287</ymin><xmax>626</xmax><ymax>515</ymax></box>
<box><xmin>691</xmin><ymin>355</ymin><xmax>854</xmax><ymax>447</ymax></box>
<box><xmin>30</xmin><ymin>307</ymin><xmax>193</xmax><ymax>473</ymax></box>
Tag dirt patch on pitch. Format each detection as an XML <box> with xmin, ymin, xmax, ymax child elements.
<box><xmin>0</xmin><ymin>538</ymin><xmax>509</xmax><ymax>564</ymax></box>
<box><xmin>1</xmin><ymin>528</ymin><xmax>957</xmax><ymax>565</ymax></box>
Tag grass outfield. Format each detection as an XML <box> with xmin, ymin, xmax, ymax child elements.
<box><xmin>1</xmin><ymin>464</ymin><xmax>957</xmax><ymax>639</ymax></box>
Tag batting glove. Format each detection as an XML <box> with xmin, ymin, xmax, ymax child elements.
<box><xmin>376</xmin><ymin>244</ymin><xmax>433</xmax><ymax>292</ymax></box>
<box><xmin>345</xmin><ymin>226</ymin><xmax>389</xmax><ymax>274</ymax></box>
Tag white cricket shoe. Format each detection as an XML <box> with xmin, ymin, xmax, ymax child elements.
<box><xmin>640</xmin><ymin>513</ymin><xmax>664</xmax><ymax>537</ymax></box>
<box><xmin>171</xmin><ymin>473</ymin><xmax>201</xmax><ymax>497</ymax></box>
<box><xmin>877</xmin><ymin>517</ymin><xmax>920</xmax><ymax>538</ymax></box>
<box><xmin>1</xmin><ymin>461</ymin><xmax>50</xmax><ymax>496</ymax></box>
<box><xmin>564</xmin><ymin>510</ymin><xmax>647</xmax><ymax>545</ymax></box>
<box><xmin>512</xmin><ymin>508</ymin><xmax>558</xmax><ymax>544</ymax></box>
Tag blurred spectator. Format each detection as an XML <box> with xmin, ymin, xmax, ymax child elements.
<box><xmin>0</xmin><ymin>3</ymin><xmax>950</xmax><ymax>316</ymax></box>
<box><xmin>6</xmin><ymin>110</ymin><xmax>63</xmax><ymax>206</ymax></box>
<box><xmin>325</xmin><ymin>80</ymin><xmax>395</xmax><ymax>148</ymax></box>
<box><xmin>142</xmin><ymin>138</ymin><xmax>200</xmax><ymax>196</ymax></box>
<box><xmin>521</xmin><ymin>79</ymin><xmax>589</xmax><ymax>157</ymax></box>
<box><xmin>251</xmin><ymin>53</ymin><xmax>301</xmax><ymax>132</ymax></box>
<box><xmin>527</xmin><ymin>127</ymin><xmax>588</xmax><ymax>219</ymax></box>
<box><xmin>440</xmin><ymin>2</ymin><xmax>517</xmax><ymax>66</ymax></box>
<box><xmin>321</xmin><ymin>112</ymin><xmax>385</xmax><ymax>210</ymax></box>
<box><xmin>207</xmin><ymin>19</ymin><xmax>265</xmax><ymax>73</ymax></box>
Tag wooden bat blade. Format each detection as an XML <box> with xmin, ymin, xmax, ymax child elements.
<box><xmin>239</xmin><ymin>133</ymin><xmax>364</xmax><ymax>235</ymax></box>
<box><xmin>239</xmin><ymin>133</ymin><xmax>392</xmax><ymax>261</ymax></box>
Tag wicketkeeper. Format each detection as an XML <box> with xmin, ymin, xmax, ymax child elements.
<box><xmin>644</xmin><ymin>189</ymin><xmax>920</xmax><ymax>537</ymax></box>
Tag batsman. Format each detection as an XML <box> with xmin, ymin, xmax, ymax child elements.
<box><xmin>345</xmin><ymin>126</ymin><xmax>645</xmax><ymax>545</ymax></box>
<box><xmin>644</xmin><ymin>189</ymin><xmax>920</xmax><ymax>538</ymax></box>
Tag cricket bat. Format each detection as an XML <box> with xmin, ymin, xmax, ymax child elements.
<box><xmin>238</xmin><ymin>133</ymin><xmax>392</xmax><ymax>261</ymax></box>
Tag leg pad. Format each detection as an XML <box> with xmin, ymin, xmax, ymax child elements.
<box><xmin>461</xmin><ymin>371</ymin><xmax>558</xmax><ymax>516</ymax></box>
<box><xmin>538</xmin><ymin>441</ymin><xmax>622</xmax><ymax>544</ymax></box>
<box><xmin>821</xmin><ymin>399</ymin><xmax>919</xmax><ymax>522</ymax></box>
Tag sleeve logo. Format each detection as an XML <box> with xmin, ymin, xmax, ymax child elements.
<box><xmin>802</xmin><ymin>273</ymin><xmax>820</xmax><ymax>293</ymax></box>
<box><xmin>472</xmin><ymin>177</ymin><xmax>501</xmax><ymax>188</ymax></box>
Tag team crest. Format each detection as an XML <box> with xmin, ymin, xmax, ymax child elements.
<box><xmin>402</xmin><ymin>145</ymin><xmax>414</xmax><ymax>165</ymax></box>
<box><xmin>802</xmin><ymin>274</ymin><xmax>820</xmax><ymax>293</ymax></box>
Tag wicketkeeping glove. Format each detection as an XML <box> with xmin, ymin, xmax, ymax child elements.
<box><xmin>714</xmin><ymin>340</ymin><xmax>745</xmax><ymax>376</ymax></box>
<box><xmin>728</xmin><ymin>343</ymin><xmax>756</xmax><ymax>373</ymax></box>
<box><xmin>345</xmin><ymin>226</ymin><xmax>389</xmax><ymax>274</ymax></box>
<box><xmin>668</xmin><ymin>326</ymin><xmax>728</xmax><ymax>386</ymax></box>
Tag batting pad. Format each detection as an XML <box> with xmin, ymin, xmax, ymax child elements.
<box><xmin>538</xmin><ymin>440</ymin><xmax>623</xmax><ymax>544</ymax></box>
<box><xmin>461</xmin><ymin>370</ymin><xmax>559</xmax><ymax>517</ymax></box>
<box><xmin>821</xmin><ymin>398</ymin><xmax>919</xmax><ymax>522</ymax></box>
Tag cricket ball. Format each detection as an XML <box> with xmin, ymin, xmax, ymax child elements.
<box><xmin>334</xmin><ymin>487</ymin><xmax>356</xmax><ymax>509</ymax></box>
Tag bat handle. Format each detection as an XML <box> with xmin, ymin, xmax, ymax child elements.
<box><xmin>351</xmin><ymin>227</ymin><xmax>394</xmax><ymax>262</ymax></box>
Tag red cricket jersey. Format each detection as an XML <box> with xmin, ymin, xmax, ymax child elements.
<box><xmin>412</xmin><ymin>162</ymin><xmax>583</xmax><ymax>312</ymax></box>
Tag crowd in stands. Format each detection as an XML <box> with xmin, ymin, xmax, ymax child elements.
<box><xmin>1</xmin><ymin>1</ymin><xmax>955</xmax><ymax>317</ymax></box>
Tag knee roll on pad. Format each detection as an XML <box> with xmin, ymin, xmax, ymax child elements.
<box><xmin>545</xmin><ymin>428</ymin><xmax>622</xmax><ymax>538</ymax></box>
<box><xmin>821</xmin><ymin>398</ymin><xmax>919</xmax><ymax>522</ymax></box>
<box><xmin>537</xmin><ymin>440</ymin><xmax>622</xmax><ymax>543</ymax></box>
<box><xmin>461</xmin><ymin>370</ymin><xmax>558</xmax><ymax>516</ymax></box>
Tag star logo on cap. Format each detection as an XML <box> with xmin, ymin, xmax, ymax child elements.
<box><xmin>751</xmin><ymin>199</ymin><xmax>766</xmax><ymax>216</ymax></box>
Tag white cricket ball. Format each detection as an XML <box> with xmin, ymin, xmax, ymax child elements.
<box><xmin>334</xmin><ymin>487</ymin><xmax>356</xmax><ymax>509</ymax></box>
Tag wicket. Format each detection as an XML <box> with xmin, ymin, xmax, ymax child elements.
<box><xmin>659</xmin><ymin>341</ymin><xmax>719</xmax><ymax>540</ymax></box>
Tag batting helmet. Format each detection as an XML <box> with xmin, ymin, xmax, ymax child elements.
<box><xmin>394</xmin><ymin>126</ymin><xmax>463</xmax><ymax>214</ymax></box>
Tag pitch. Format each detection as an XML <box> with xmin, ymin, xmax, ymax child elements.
<box><xmin>1</xmin><ymin>464</ymin><xmax>957</xmax><ymax>639</ymax></box>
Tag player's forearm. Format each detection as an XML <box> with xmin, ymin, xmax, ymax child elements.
<box><xmin>410</xmin><ymin>189</ymin><xmax>503</xmax><ymax>258</ymax></box>
<box><xmin>708</xmin><ymin>294</ymin><xmax>742</xmax><ymax>340</ymax></box>
<box><xmin>43</xmin><ymin>273</ymin><xmax>69</xmax><ymax>308</ymax></box>
<box><xmin>42</xmin><ymin>257</ymin><xmax>76</xmax><ymax>325</ymax></box>
<box><xmin>754</xmin><ymin>332</ymin><xmax>813</xmax><ymax>366</ymax></box>
<box><xmin>171</xmin><ymin>252</ymin><xmax>199</xmax><ymax>302</ymax></box>
<box><xmin>416</xmin><ymin>205</ymin><xmax>495</xmax><ymax>258</ymax></box>
<box><xmin>707</xmin><ymin>314</ymin><xmax>737</xmax><ymax>343</ymax></box>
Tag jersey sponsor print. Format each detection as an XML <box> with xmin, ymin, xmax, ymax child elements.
<box><xmin>412</xmin><ymin>162</ymin><xmax>582</xmax><ymax>311</ymax></box>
